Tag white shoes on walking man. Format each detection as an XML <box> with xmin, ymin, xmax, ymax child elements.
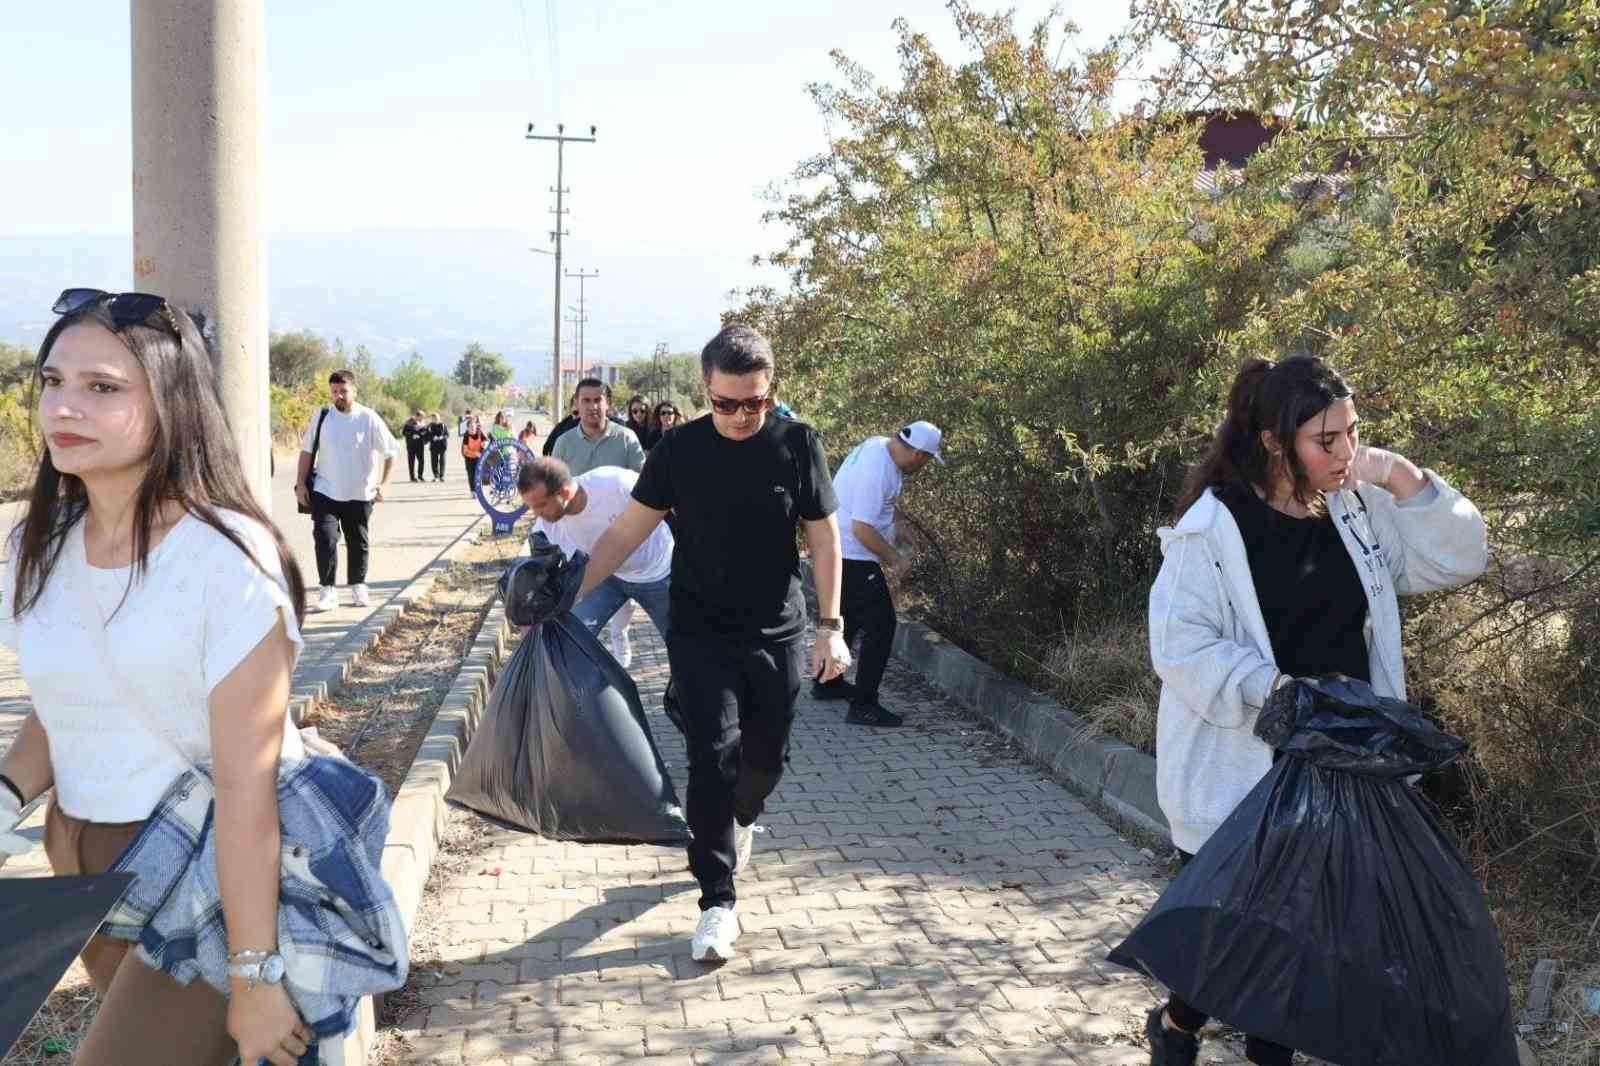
<box><xmin>313</xmin><ymin>584</ymin><xmax>369</xmax><ymax>612</ymax></box>
<box><xmin>691</xmin><ymin>905</ymin><xmax>741</xmax><ymax>962</ymax></box>
<box><xmin>690</xmin><ymin>822</ymin><xmax>760</xmax><ymax>962</ymax></box>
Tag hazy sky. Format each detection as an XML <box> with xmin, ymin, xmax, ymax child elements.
<box><xmin>0</xmin><ymin>2</ymin><xmax>1133</xmax><ymax>368</ymax></box>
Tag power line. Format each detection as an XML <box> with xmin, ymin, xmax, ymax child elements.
<box><xmin>544</xmin><ymin>0</ymin><xmax>561</xmax><ymax>116</ymax></box>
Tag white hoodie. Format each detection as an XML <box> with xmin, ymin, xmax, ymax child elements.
<box><xmin>1148</xmin><ymin>473</ymin><xmax>1488</xmax><ymax>854</ymax></box>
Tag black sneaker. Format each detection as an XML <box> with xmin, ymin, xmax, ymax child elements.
<box><xmin>1145</xmin><ymin>1007</ymin><xmax>1199</xmax><ymax>1066</ymax></box>
<box><xmin>811</xmin><ymin>678</ymin><xmax>857</xmax><ymax>702</ymax></box>
<box><xmin>846</xmin><ymin>701</ymin><xmax>904</xmax><ymax>727</ymax></box>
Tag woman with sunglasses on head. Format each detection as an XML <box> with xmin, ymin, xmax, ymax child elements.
<box><xmin>0</xmin><ymin>290</ymin><xmax>315</xmax><ymax>1065</ymax></box>
<box><xmin>1143</xmin><ymin>355</ymin><xmax>1487</xmax><ymax>1066</ymax></box>
<box><xmin>644</xmin><ymin>400</ymin><xmax>680</xmax><ymax>451</ymax></box>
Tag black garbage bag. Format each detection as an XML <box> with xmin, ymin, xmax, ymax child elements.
<box><xmin>1107</xmin><ymin>676</ymin><xmax>1517</xmax><ymax>1066</ymax></box>
<box><xmin>446</xmin><ymin>536</ymin><xmax>690</xmax><ymax>845</ymax></box>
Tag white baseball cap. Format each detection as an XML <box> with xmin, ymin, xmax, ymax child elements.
<box><xmin>898</xmin><ymin>421</ymin><xmax>944</xmax><ymax>464</ymax></box>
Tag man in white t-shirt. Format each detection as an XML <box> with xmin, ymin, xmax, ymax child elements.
<box><xmin>824</xmin><ymin>421</ymin><xmax>944</xmax><ymax>727</ymax></box>
<box><xmin>518</xmin><ymin>456</ymin><xmax>673</xmax><ymax>645</ymax></box>
<box><xmin>294</xmin><ymin>369</ymin><xmax>400</xmax><ymax>613</ymax></box>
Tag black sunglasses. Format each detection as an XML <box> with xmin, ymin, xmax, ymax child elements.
<box><xmin>707</xmin><ymin>390</ymin><xmax>775</xmax><ymax>416</ymax></box>
<box><xmin>52</xmin><ymin>288</ymin><xmax>192</xmax><ymax>334</ymax></box>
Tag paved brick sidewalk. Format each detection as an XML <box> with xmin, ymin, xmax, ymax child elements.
<box><xmin>400</xmin><ymin>619</ymin><xmax>1247</xmax><ymax>1066</ymax></box>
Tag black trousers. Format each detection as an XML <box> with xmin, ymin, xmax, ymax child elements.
<box><xmin>406</xmin><ymin>441</ymin><xmax>426</xmax><ymax>480</ymax></box>
<box><xmin>465</xmin><ymin>455</ymin><xmax>480</xmax><ymax>491</ymax></box>
<box><xmin>310</xmin><ymin>492</ymin><xmax>373</xmax><ymax>587</ymax></box>
<box><xmin>841</xmin><ymin>559</ymin><xmax>897</xmax><ymax>705</ymax></box>
<box><xmin>1165</xmin><ymin>850</ymin><xmax>1293</xmax><ymax>1066</ymax></box>
<box><xmin>667</xmin><ymin>632</ymin><xmax>805</xmax><ymax>911</ymax></box>
<box><xmin>429</xmin><ymin>444</ymin><xmax>446</xmax><ymax>479</ymax></box>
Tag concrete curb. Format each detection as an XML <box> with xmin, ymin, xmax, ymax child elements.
<box><xmin>289</xmin><ymin>514</ymin><xmax>485</xmax><ymax>725</ymax></box>
<box><xmin>890</xmin><ymin>621</ymin><xmax>1168</xmax><ymax>839</ymax></box>
<box><xmin>335</xmin><ymin>598</ymin><xmax>514</xmax><ymax>1064</ymax></box>
<box><xmin>800</xmin><ymin>559</ymin><xmax>1168</xmax><ymax>840</ymax></box>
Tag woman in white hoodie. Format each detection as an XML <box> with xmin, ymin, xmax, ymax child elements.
<box><xmin>1144</xmin><ymin>356</ymin><xmax>1487</xmax><ymax>1066</ymax></box>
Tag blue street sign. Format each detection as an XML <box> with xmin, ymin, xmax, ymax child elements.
<box><xmin>474</xmin><ymin>437</ymin><xmax>533</xmax><ymax>535</ymax></box>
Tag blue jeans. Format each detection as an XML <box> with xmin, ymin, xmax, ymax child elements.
<box><xmin>572</xmin><ymin>574</ymin><xmax>671</xmax><ymax>642</ymax></box>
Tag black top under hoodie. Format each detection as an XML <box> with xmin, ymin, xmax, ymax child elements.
<box><xmin>1218</xmin><ymin>483</ymin><xmax>1371</xmax><ymax>683</ymax></box>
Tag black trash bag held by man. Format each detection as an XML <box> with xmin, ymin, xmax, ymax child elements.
<box><xmin>446</xmin><ymin>534</ymin><xmax>690</xmax><ymax>845</ymax></box>
<box><xmin>1107</xmin><ymin>676</ymin><xmax>1518</xmax><ymax>1066</ymax></box>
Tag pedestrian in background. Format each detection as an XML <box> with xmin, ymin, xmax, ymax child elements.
<box><xmin>402</xmin><ymin>409</ymin><xmax>428</xmax><ymax>482</ymax></box>
<box><xmin>427</xmin><ymin>411</ymin><xmax>448</xmax><ymax>481</ymax></box>
<box><xmin>823</xmin><ymin>421</ymin><xmax>944</xmax><ymax>727</ymax></box>
<box><xmin>1144</xmin><ymin>355</ymin><xmax>1487</xmax><ymax>1066</ymax></box>
<box><xmin>518</xmin><ymin>420</ymin><xmax>538</xmax><ymax>446</ymax></box>
<box><xmin>0</xmin><ymin>289</ymin><xmax>314</xmax><ymax>1065</ymax></box>
<box><xmin>645</xmin><ymin>400</ymin><xmax>680</xmax><ymax>451</ymax></box>
<box><xmin>491</xmin><ymin>411</ymin><xmax>512</xmax><ymax>440</ymax></box>
<box><xmin>461</xmin><ymin>416</ymin><xmax>489</xmax><ymax>497</ymax></box>
<box><xmin>296</xmin><ymin>369</ymin><xmax>398</xmax><ymax>612</ymax></box>
<box><xmin>553</xmin><ymin>379</ymin><xmax>645</xmax><ymax>475</ymax></box>
<box><xmin>624</xmin><ymin>395</ymin><xmax>651</xmax><ymax>443</ymax></box>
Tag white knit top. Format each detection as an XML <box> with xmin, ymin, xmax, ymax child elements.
<box><xmin>0</xmin><ymin>509</ymin><xmax>305</xmax><ymax>822</ymax></box>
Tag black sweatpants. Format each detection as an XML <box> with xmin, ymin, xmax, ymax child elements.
<box><xmin>1165</xmin><ymin>850</ymin><xmax>1293</xmax><ymax>1066</ymax></box>
<box><xmin>465</xmin><ymin>455</ymin><xmax>480</xmax><ymax>493</ymax></box>
<box><xmin>429</xmin><ymin>444</ymin><xmax>446</xmax><ymax>479</ymax></box>
<box><xmin>667</xmin><ymin>631</ymin><xmax>806</xmax><ymax>912</ymax></box>
<box><xmin>406</xmin><ymin>441</ymin><xmax>426</xmax><ymax>480</ymax></box>
<box><xmin>310</xmin><ymin>492</ymin><xmax>373</xmax><ymax>587</ymax></box>
<box><xmin>841</xmin><ymin>559</ymin><xmax>897</xmax><ymax>706</ymax></box>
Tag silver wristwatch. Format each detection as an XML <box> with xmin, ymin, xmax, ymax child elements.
<box><xmin>226</xmin><ymin>949</ymin><xmax>286</xmax><ymax>991</ymax></box>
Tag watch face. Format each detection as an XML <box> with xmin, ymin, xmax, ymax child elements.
<box><xmin>261</xmin><ymin>955</ymin><xmax>287</xmax><ymax>984</ymax></box>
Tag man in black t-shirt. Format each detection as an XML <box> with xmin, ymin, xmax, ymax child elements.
<box><xmin>577</xmin><ymin>324</ymin><xmax>851</xmax><ymax>963</ymax></box>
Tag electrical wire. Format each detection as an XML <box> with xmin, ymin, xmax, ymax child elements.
<box><xmin>545</xmin><ymin>0</ymin><xmax>562</xmax><ymax>117</ymax></box>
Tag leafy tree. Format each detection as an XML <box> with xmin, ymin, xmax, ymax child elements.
<box><xmin>387</xmin><ymin>352</ymin><xmax>446</xmax><ymax>414</ymax></box>
<box><xmin>267</xmin><ymin>330</ymin><xmax>333</xmax><ymax>388</ymax></box>
<box><xmin>452</xmin><ymin>342</ymin><xmax>512</xmax><ymax>389</ymax></box>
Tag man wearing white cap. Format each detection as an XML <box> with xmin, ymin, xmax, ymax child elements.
<box><xmin>821</xmin><ymin>421</ymin><xmax>944</xmax><ymax>726</ymax></box>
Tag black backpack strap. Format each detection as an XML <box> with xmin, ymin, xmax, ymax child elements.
<box><xmin>306</xmin><ymin>406</ymin><xmax>331</xmax><ymax>489</ymax></box>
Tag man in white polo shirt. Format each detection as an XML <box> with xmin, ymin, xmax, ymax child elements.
<box><xmin>822</xmin><ymin>421</ymin><xmax>943</xmax><ymax>727</ymax></box>
<box><xmin>295</xmin><ymin>368</ymin><xmax>400</xmax><ymax>613</ymax></box>
<box><xmin>518</xmin><ymin>456</ymin><xmax>673</xmax><ymax>643</ymax></box>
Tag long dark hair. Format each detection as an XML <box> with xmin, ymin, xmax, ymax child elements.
<box><xmin>13</xmin><ymin>300</ymin><xmax>306</xmax><ymax>623</ymax></box>
<box><xmin>1175</xmin><ymin>355</ymin><xmax>1353</xmax><ymax>519</ymax></box>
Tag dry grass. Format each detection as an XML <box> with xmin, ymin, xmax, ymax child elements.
<box><xmin>1033</xmin><ymin>615</ymin><xmax>1160</xmax><ymax>755</ymax></box>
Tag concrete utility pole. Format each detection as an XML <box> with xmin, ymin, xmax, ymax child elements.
<box><xmin>651</xmin><ymin>341</ymin><xmax>669</xmax><ymax>405</ymax></box>
<box><xmin>564</xmin><ymin>267</ymin><xmax>598</xmax><ymax>368</ymax></box>
<box><xmin>131</xmin><ymin>0</ymin><xmax>270</xmax><ymax>508</ymax></box>
<box><xmin>525</xmin><ymin>123</ymin><xmax>596</xmax><ymax>419</ymax></box>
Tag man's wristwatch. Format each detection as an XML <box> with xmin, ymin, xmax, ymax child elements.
<box><xmin>816</xmin><ymin>617</ymin><xmax>843</xmax><ymax>633</ymax></box>
<box><xmin>226</xmin><ymin>949</ymin><xmax>287</xmax><ymax>991</ymax></box>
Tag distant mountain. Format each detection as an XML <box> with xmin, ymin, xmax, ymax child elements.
<box><xmin>0</xmin><ymin>229</ymin><xmax>779</xmax><ymax>383</ymax></box>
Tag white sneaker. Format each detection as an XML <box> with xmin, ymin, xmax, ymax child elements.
<box><xmin>617</xmin><ymin>626</ymin><xmax>633</xmax><ymax>669</ymax></box>
<box><xmin>351</xmin><ymin>583</ymin><xmax>370</xmax><ymax>607</ymax></box>
<box><xmin>690</xmin><ymin>905</ymin><xmax>740</xmax><ymax>962</ymax></box>
<box><xmin>314</xmin><ymin>586</ymin><xmax>338</xmax><ymax>612</ymax></box>
<box><xmin>734</xmin><ymin>821</ymin><xmax>762</xmax><ymax>870</ymax></box>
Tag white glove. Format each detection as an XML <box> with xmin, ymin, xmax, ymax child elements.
<box><xmin>1347</xmin><ymin>445</ymin><xmax>1401</xmax><ymax>489</ymax></box>
<box><xmin>815</xmin><ymin>629</ymin><xmax>853</xmax><ymax>682</ymax></box>
<box><xmin>0</xmin><ymin>789</ymin><xmax>32</xmax><ymax>868</ymax></box>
